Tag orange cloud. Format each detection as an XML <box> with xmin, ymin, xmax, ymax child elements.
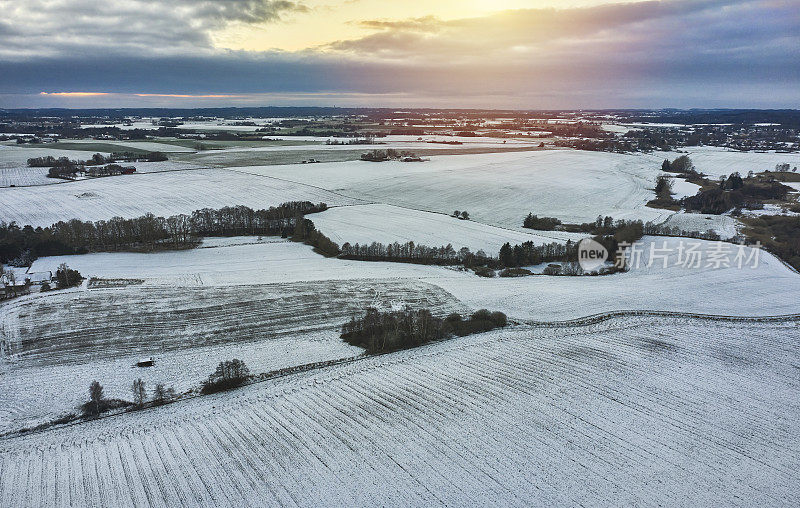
<box><xmin>134</xmin><ymin>93</ymin><xmax>245</xmax><ymax>98</ymax></box>
<box><xmin>40</xmin><ymin>92</ymin><xmax>110</xmax><ymax>96</ymax></box>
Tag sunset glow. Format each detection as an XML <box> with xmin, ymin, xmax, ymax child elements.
<box><xmin>1</xmin><ymin>1</ymin><xmax>797</xmax><ymax>108</ymax></box>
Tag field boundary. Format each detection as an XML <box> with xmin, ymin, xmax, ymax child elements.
<box><xmin>522</xmin><ymin>309</ymin><xmax>800</xmax><ymax>328</ymax></box>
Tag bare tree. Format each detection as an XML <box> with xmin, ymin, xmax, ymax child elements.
<box><xmin>132</xmin><ymin>378</ymin><xmax>146</xmax><ymax>406</ymax></box>
<box><xmin>88</xmin><ymin>381</ymin><xmax>104</xmax><ymax>414</ymax></box>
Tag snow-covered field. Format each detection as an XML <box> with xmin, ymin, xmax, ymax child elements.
<box><xmin>675</xmin><ymin>146</ymin><xmax>800</xmax><ymax>179</ymax></box>
<box><xmin>2</xmin><ymin>142</ymin><xmax>800</xmax><ymax>506</ymax></box>
<box><xmin>1</xmin><ymin>315</ymin><xmax>798</xmax><ymax>506</ymax></box>
<box><xmin>26</xmin><ymin>239</ymin><xmax>450</xmax><ymax>286</ymax></box>
<box><xmin>312</xmin><ymin>204</ymin><xmax>582</xmax><ymax>252</ymax></box>
<box><xmin>24</xmin><ymin>237</ymin><xmax>800</xmax><ymax>320</ymax></box>
<box><xmin>0</xmin><ymin>169</ymin><xmax>363</xmax><ymax>226</ymax></box>
<box><xmin>235</xmin><ymin>149</ymin><xmax>673</xmax><ymax>227</ymax></box>
<box><xmin>434</xmin><ymin>235</ymin><xmax>800</xmax><ymax>321</ymax></box>
<box><xmin>0</xmin><ymin>279</ymin><xmax>464</xmax><ymax>433</ymax></box>
<box><xmin>55</xmin><ymin>140</ymin><xmax>195</xmax><ymax>153</ymax></box>
<box><xmin>667</xmin><ymin>176</ymin><xmax>701</xmax><ymax>198</ymax></box>
<box><xmin>0</xmin><ymin>144</ymin><xmax>109</xmax><ymax>187</ymax></box>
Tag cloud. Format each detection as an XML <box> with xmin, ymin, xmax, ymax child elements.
<box><xmin>354</xmin><ymin>16</ymin><xmax>442</xmax><ymax>32</ymax></box>
<box><xmin>0</xmin><ymin>0</ymin><xmax>797</xmax><ymax>108</ymax></box>
<box><xmin>0</xmin><ymin>0</ymin><xmax>307</xmax><ymax>59</ymax></box>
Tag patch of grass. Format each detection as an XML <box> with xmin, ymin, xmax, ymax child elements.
<box><xmin>161</xmin><ymin>138</ymin><xmax>319</xmax><ymax>150</ymax></box>
<box><xmin>740</xmin><ymin>215</ymin><xmax>800</xmax><ymax>270</ymax></box>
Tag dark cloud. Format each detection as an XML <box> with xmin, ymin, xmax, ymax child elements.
<box><xmin>0</xmin><ymin>0</ymin><xmax>306</xmax><ymax>59</ymax></box>
<box><xmin>0</xmin><ymin>0</ymin><xmax>797</xmax><ymax>107</ymax></box>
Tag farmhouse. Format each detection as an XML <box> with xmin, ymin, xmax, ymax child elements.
<box><xmin>25</xmin><ymin>271</ymin><xmax>53</xmax><ymax>285</ymax></box>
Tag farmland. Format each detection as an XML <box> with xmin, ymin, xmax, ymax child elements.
<box><xmin>1</xmin><ymin>315</ymin><xmax>798</xmax><ymax>506</ymax></box>
<box><xmin>0</xmin><ymin>169</ymin><xmax>364</xmax><ymax>226</ymax></box>
<box><xmin>0</xmin><ymin>278</ymin><xmax>464</xmax><ymax>433</ymax></box>
<box><xmin>236</xmin><ymin>149</ymin><xmax>673</xmax><ymax>227</ymax></box>
<box><xmin>312</xmin><ymin>203</ymin><xmax>582</xmax><ymax>252</ymax></box>
<box><xmin>3</xmin><ymin>109</ymin><xmax>800</xmax><ymax>506</ymax></box>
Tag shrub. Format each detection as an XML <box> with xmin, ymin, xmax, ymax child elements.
<box><xmin>523</xmin><ymin>214</ymin><xmax>562</xmax><ymax>230</ymax></box>
<box><xmin>445</xmin><ymin>312</ymin><xmax>463</xmax><ymax>323</ymax></box>
<box><xmin>342</xmin><ymin>307</ymin><xmax>507</xmax><ymax>353</ymax></box>
<box><xmin>201</xmin><ymin>359</ymin><xmax>251</xmax><ymax>394</ymax></box>
<box><xmin>55</xmin><ymin>263</ymin><xmax>83</xmax><ymax>288</ymax></box>
<box><xmin>471</xmin><ymin>309</ymin><xmax>492</xmax><ymax>321</ymax></box>
<box><xmin>499</xmin><ymin>267</ymin><xmax>532</xmax><ymax>277</ymax></box>
<box><xmin>542</xmin><ymin>264</ymin><xmax>562</xmax><ymax>275</ymax></box>
<box><xmin>489</xmin><ymin>312</ymin><xmax>508</xmax><ymax>327</ymax></box>
<box><xmin>472</xmin><ymin>266</ymin><xmax>495</xmax><ymax>277</ymax></box>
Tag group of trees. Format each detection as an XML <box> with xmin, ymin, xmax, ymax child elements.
<box><xmin>523</xmin><ymin>214</ymin><xmax>562</xmax><ymax>230</ymax></box>
<box><xmin>30</xmin><ymin>152</ymin><xmax>167</xmax><ymax>179</ymax></box>
<box><xmin>55</xmin><ymin>263</ymin><xmax>83</xmax><ymax>288</ymax></box>
<box><xmin>0</xmin><ymin>201</ymin><xmax>327</xmax><ymax>264</ymax></box>
<box><xmin>341</xmin><ymin>307</ymin><xmax>507</xmax><ymax>354</ymax></box>
<box><xmin>452</xmin><ymin>210</ymin><xmax>470</xmax><ymax>220</ymax></box>
<box><xmin>661</xmin><ymin>155</ymin><xmax>698</xmax><ymax>176</ymax></box>
<box><xmin>82</xmin><ymin>378</ymin><xmax>177</xmax><ymax>417</ymax></box>
<box><xmin>292</xmin><ymin>217</ymin><xmax>340</xmax><ymax>257</ymax></box>
<box><xmin>340</xmin><ymin>241</ymin><xmax>484</xmax><ymax>266</ymax></box>
<box><xmin>742</xmin><ymin>215</ymin><xmax>800</xmax><ymax>270</ymax></box>
<box><xmin>499</xmin><ymin>240</ymin><xmax>579</xmax><ymax>268</ymax></box>
<box><xmin>654</xmin><ymin>175</ymin><xmax>674</xmax><ymax>199</ymax></box>
<box><xmin>360</xmin><ymin>149</ymin><xmax>418</xmax><ymax>162</ymax></box>
<box><xmin>557</xmin><ymin>216</ymin><xmax>646</xmax><ymax>244</ymax></box>
<box><xmin>682</xmin><ymin>172</ymin><xmax>792</xmax><ymax>214</ymax></box>
<box><xmin>200</xmin><ymin>359</ymin><xmax>250</xmax><ymax>394</ymax></box>
<box><xmin>81</xmin><ymin>381</ymin><xmax>129</xmax><ymax>416</ymax></box>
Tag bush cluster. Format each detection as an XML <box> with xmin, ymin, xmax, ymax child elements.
<box><xmin>342</xmin><ymin>307</ymin><xmax>507</xmax><ymax>354</ymax></box>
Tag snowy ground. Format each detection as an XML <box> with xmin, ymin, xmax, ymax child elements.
<box><xmin>0</xmin><ymin>279</ymin><xmax>464</xmax><ymax>433</ymax></box>
<box><xmin>667</xmin><ymin>176</ymin><xmax>701</xmax><ymax>198</ymax></box>
<box><xmin>25</xmin><ymin>237</ymin><xmax>800</xmax><ymax>320</ymax></box>
<box><xmin>673</xmin><ymin>146</ymin><xmax>800</xmax><ymax>179</ymax></box>
<box><xmin>1</xmin><ymin>315</ymin><xmax>798</xmax><ymax>506</ymax></box>
<box><xmin>233</xmin><ymin>149</ymin><xmax>674</xmax><ymax>227</ymax></box>
<box><xmin>3</xmin><ymin>143</ymin><xmax>800</xmax><ymax>505</ymax></box>
<box><xmin>660</xmin><ymin>212</ymin><xmax>740</xmax><ymax>238</ymax></box>
<box><xmin>0</xmin><ymin>169</ymin><xmax>364</xmax><ymax>226</ymax></box>
<box><xmin>433</xmin><ymin>235</ymin><xmax>800</xmax><ymax>321</ymax></box>
<box><xmin>312</xmin><ymin>204</ymin><xmax>583</xmax><ymax>253</ymax></box>
<box><xmin>0</xmin><ymin>144</ymin><xmax>111</xmax><ymax>188</ymax></box>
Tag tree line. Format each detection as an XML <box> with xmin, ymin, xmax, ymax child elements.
<box><xmin>341</xmin><ymin>307</ymin><xmax>507</xmax><ymax>354</ymax></box>
<box><xmin>29</xmin><ymin>152</ymin><xmax>168</xmax><ymax>179</ymax></box>
<box><xmin>0</xmin><ymin>201</ymin><xmax>328</xmax><ymax>265</ymax></box>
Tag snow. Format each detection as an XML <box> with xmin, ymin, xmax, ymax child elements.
<box><xmin>235</xmin><ymin>149</ymin><xmax>674</xmax><ymax>227</ymax></box>
<box><xmin>741</xmin><ymin>204</ymin><xmax>800</xmax><ymax>217</ymax></box>
<box><xmin>432</xmin><ymin>236</ymin><xmax>800</xmax><ymax>321</ymax></box>
<box><xmin>1</xmin><ymin>315</ymin><xmax>798</xmax><ymax>506</ymax></box>
<box><xmin>674</xmin><ymin>146</ymin><xmax>800</xmax><ymax>179</ymax></box>
<box><xmin>660</xmin><ymin>212</ymin><xmax>740</xmax><ymax>238</ymax></box>
<box><xmin>667</xmin><ymin>176</ymin><xmax>701</xmax><ymax>198</ymax></box>
<box><xmin>26</xmin><ymin>240</ymin><xmax>453</xmax><ymax>286</ymax></box>
<box><xmin>2</xmin><ymin>143</ymin><xmax>800</xmax><ymax>505</ymax></box>
<box><xmin>0</xmin><ymin>144</ymin><xmax>111</xmax><ymax>188</ymax></box>
<box><xmin>0</xmin><ymin>278</ymin><xmax>464</xmax><ymax>433</ymax></box>
<box><xmin>312</xmin><ymin>204</ymin><xmax>582</xmax><ymax>253</ymax></box>
<box><xmin>0</xmin><ymin>168</ymin><xmax>364</xmax><ymax>226</ymax></box>
<box><xmin>25</xmin><ymin>236</ymin><xmax>800</xmax><ymax>321</ymax></box>
<box><xmin>53</xmin><ymin>139</ymin><xmax>196</xmax><ymax>153</ymax></box>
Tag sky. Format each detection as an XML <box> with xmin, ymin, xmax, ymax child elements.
<box><xmin>0</xmin><ymin>0</ymin><xmax>798</xmax><ymax>109</ymax></box>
